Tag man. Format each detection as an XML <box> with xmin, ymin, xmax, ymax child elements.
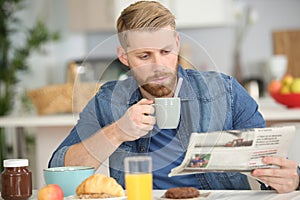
<box><xmin>49</xmin><ymin>1</ymin><xmax>299</xmax><ymax>193</ymax></box>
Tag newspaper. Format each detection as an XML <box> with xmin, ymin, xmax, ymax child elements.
<box><xmin>169</xmin><ymin>126</ymin><xmax>295</xmax><ymax>176</ymax></box>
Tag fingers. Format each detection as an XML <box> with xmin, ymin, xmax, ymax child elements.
<box><xmin>251</xmin><ymin>156</ymin><xmax>299</xmax><ymax>193</ymax></box>
<box><xmin>252</xmin><ymin>168</ymin><xmax>297</xmax><ymax>179</ymax></box>
<box><xmin>139</xmin><ymin>104</ymin><xmax>155</xmax><ymax>115</ymax></box>
<box><xmin>136</xmin><ymin>98</ymin><xmax>154</xmax><ymax>106</ymax></box>
<box><xmin>252</xmin><ymin>173</ymin><xmax>298</xmax><ymax>193</ymax></box>
<box><xmin>261</xmin><ymin>156</ymin><xmax>298</xmax><ymax>169</ymax></box>
<box><xmin>135</xmin><ymin>122</ymin><xmax>155</xmax><ymax>131</ymax></box>
<box><xmin>263</xmin><ymin>180</ymin><xmax>296</xmax><ymax>194</ymax></box>
<box><xmin>133</xmin><ymin>99</ymin><xmax>155</xmax><ymax>116</ymax></box>
<box><xmin>129</xmin><ymin>104</ymin><xmax>155</xmax><ymax>125</ymax></box>
<box><xmin>140</xmin><ymin>114</ymin><xmax>156</xmax><ymax>125</ymax></box>
<box><xmin>116</xmin><ymin>98</ymin><xmax>155</xmax><ymax>141</ymax></box>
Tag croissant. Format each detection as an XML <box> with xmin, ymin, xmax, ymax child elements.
<box><xmin>76</xmin><ymin>174</ymin><xmax>125</xmax><ymax>197</ymax></box>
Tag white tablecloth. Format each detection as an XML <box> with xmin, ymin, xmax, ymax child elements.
<box><xmin>2</xmin><ymin>190</ymin><xmax>300</xmax><ymax>200</ymax></box>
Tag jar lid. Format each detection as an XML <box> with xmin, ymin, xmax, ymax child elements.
<box><xmin>3</xmin><ymin>159</ymin><xmax>29</xmax><ymax>167</ymax></box>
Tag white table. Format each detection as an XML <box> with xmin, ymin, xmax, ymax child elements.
<box><xmin>258</xmin><ymin>97</ymin><xmax>300</xmax><ymax>122</ymax></box>
<box><xmin>2</xmin><ymin>190</ymin><xmax>300</xmax><ymax>200</ymax></box>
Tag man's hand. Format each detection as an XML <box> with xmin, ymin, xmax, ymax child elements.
<box><xmin>251</xmin><ymin>156</ymin><xmax>299</xmax><ymax>193</ymax></box>
<box><xmin>116</xmin><ymin>98</ymin><xmax>156</xmax><ymax>142</ymax></box>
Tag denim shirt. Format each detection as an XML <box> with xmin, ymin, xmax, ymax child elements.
<box><xmin>49</xmin><ymin>66</ymin><xmax>266</xmax><ymax>190</ymax></box>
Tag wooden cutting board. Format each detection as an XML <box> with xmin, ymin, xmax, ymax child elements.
<box><xmin>273</xmin><ymin>30</ymin><xmax>300</xmax><ymax>77</ymax></box>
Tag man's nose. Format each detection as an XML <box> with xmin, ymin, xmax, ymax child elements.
<box><xmin>152</xmin><ymin>54</ymin><xmax>163</xmax><ymax>66</ymax></box>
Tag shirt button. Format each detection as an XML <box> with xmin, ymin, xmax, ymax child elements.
<box><xmin>140</xmin><ymin>146</ymin><xmax>145</xmax><ymax>152</ymax></box>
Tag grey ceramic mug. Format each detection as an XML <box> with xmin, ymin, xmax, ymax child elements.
<box><xmin>154</xmin><ymin>97</ymin><xmax>180</xmax><ymax>129</ymax></box>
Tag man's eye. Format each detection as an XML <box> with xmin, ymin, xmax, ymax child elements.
<box><xmin>162</xmin><ymin>50</ymin><xmax>171</xmax><ymax>54</ymax></box>
<box><xmin>139</xmin><ymin>54</ymin><xmax>149</xmax><ymax>60</ymax></box>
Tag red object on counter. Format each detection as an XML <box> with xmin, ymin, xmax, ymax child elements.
<box><xmin>270</xmin><ymin>93</ymin><xmax>300</xmax><ymax>108</ymax></box>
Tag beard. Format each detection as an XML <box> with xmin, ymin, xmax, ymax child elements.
<box><xmin>131</xmin><ymin>66</ymin><xmax>178</xmax><ymax>97</ymax></box>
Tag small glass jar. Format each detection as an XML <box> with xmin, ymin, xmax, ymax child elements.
<box><xmin>1</xmin><ymin>159</ymin><xmax>32</xmax><ymax>200</ymax></box>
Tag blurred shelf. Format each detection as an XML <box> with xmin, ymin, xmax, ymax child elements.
<box><xmin>0</xmin><ymin>114</ymin><xmax>78</xmax><ymax>127</ymax></box>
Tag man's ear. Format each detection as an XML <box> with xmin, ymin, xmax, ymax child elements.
<box><xmin>117</xmin><ymin>46</ymin><xmax>129</xmax><ymax>66</ymax></box>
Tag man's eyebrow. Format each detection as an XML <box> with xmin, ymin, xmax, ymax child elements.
<box><xmin>128</xmin><ymin>44</ymin><xmax>175</xmax><ymax>54</ymax></box>
<box><xmin>127</xmin><ymin>49</ymin><xmax>149</xmax><ymax>56</ymax></box>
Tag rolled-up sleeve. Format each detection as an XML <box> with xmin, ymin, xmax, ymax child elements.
<box><xmin>48</xmin><ymin>97</ymin><xmax>102</xmax><ymax>168</ymax></box>
<box><xmin>49</xmin><ymin>146</ymin><xmax>70</xmax><ymax>167</ymax></box>
<box><xmin>231</xmin><ymin>77</ymin><xmax>266</xmax><ymax>129</ymax></box>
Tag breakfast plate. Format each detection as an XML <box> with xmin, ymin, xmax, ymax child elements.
<box><xmin>65</xmin><ymin>196</ymin><xmax>127</xmax><ymax>200</ymax></box>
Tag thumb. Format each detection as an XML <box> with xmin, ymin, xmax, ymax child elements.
<box><xmin>137</xmin><ymin>98</ymin><xmax>154</xmax><ymax>105</ymax></box>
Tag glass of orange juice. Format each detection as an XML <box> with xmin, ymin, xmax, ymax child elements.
<box><xmin>124</xmin><ymin>156</ymin><xmax>152</xmax><ymax>200</ymax></box>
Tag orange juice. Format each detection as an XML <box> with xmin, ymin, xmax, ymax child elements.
<box><xmin>125</xmin><ymin>173</ymin><xmax>152</xmax><ymax>200</ymax></box>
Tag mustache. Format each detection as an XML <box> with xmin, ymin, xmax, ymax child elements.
<box><xmin>145</xmin><ymin>72</ymin><xmax>173</xmax><ymax>82</ymax></box>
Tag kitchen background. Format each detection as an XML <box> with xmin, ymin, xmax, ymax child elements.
<box><xmin>17</xmin><ymin>0</ymin><xmax>300</xmax><ymax>92</ymax></box>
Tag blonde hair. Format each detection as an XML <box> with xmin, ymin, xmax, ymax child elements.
<box><xmin>116</xmin><ymin>1</ymin><xmax>176</xmax><ymax>48</ymax></box>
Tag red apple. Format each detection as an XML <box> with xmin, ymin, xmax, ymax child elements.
<box><xmin>267</xmin><ymin>80</ymin><xmax>281</xmax><ymax>95</ymax></box>
<box><xmin>37</xmin><ymin>184</ymin><xmax>64</xmax><ymax>200</ymax></box>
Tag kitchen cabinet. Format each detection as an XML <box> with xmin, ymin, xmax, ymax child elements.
<box><xmin>67</xmin><ymin>0</ymin><xmax>235</xmax><ymax>32</ymax></box>
<box><xmin>273</xmin><ymin>30</ymin><xmax>300</xmax><ymax>77</ymax></box>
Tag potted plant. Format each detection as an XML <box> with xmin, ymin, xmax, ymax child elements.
<box><xmin>0</xmin><ymin>0</ymin><xmax>59</xmax><ymax>171</ymax></box>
